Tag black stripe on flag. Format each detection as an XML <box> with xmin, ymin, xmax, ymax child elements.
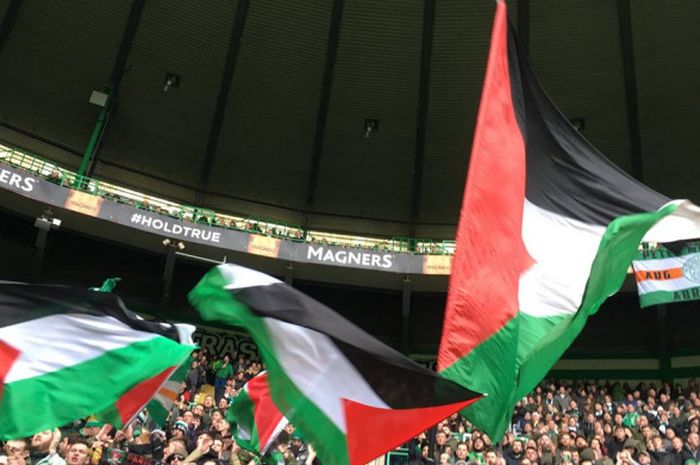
<box><xmin>231</xmin><ymin>283</ymin><xmax>481</xmax><ymax>409</ymax></box>
<box><xmin>0</xmin><ymin>283</ymin><xmax>182</xmax><ymax>341</ymax></box>
<box><xmin>505</xmin><ymin>25</ymin><xmax>668</xmax><ymax>226</ymax></box>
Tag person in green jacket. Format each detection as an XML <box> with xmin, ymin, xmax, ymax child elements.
<box><xmin>213</xmin><ymin>355</ymin><xmax>234</xmax><ymax>402</ymax></box>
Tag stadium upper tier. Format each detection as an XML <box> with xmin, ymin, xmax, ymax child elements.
<box><xmin>0</xmin><ymin>1</ymin><xmax>697</xmax><ymax>241</ymax></box>
<box><xmin>0</xmin><ymin>143</ymin><xmax>457</xmax><ymax>273</ymax></box>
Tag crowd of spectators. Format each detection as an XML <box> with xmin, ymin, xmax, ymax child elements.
<box><xmin>32</xmin><ymin>162</ymin><xmax>452</xmax><ymax>255</ymax></box>
<box><xmin>408</xmin><ymin>380</ymin><xmax>700</xmax><ymax>465</ymax></box>
<box><xmin>8</xmin><ymin>348</ymin><xmax>700</xmax><ymax>465</ymax></box>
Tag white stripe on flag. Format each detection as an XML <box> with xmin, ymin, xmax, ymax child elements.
<box><xmin>262</xmin><ymin>318</ymin><xmax>388</xmax><ymax>433</ymax></box>
<box><xmin>643</xmin><ymin>200</ymin><xmax>700</xmax><ymax>243</ymax></box>
<box><xmin>633</xmin><ymin>256</ymin><xmax>695</xmax><ymax>271</ymax></box>
<box><xmin>0</xmin><ymin>313</ymin><xmax>160</xmax><ymax>383</ymax></box>
<box><xmin>220</xmin><ymin>264</ymin><xmax>280</xmax><ymax>290</ymax></box>
<box><xmin>518</xmin><ymin>200</ymin><xmax>606</xmax><ymax>318</ymax></box>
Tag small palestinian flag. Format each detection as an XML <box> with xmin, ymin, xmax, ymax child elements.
<box><xmin>229</xmin><ymin>371</ymin><xmax>288</xmax><ymax>455</ymax></box>
<box><xmin>189</xmin><ymin>264</ymin><xmax>482</xmax><ymax>465</ymax></box>
<box><xmin>437</xmin><ymin>0</ymin><xmax>700</xmax><ymax>439</ymax></box>
<box><xmin>145</xmin><ymin>357</ymin><xmax>192</xmax><ymax>428</ymax></box>
<box><xmin>632</xmin><ymin>242</ymin><xmax>700</xmax><ymax>307</ymax></box>
<box><xmin>0</xmin><ymin>282</ymin><xmax>194</xmax><ymax>439</ymax></box>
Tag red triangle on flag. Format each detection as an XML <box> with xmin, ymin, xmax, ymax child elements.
<box><xmin>0</xmin><ymin>340</ymin><xmax>21</xmax><ymax>401</ymax></box>
<box><xmin>342</xmin><ymin>397</ymin><xmax>481</xmax><ymax>465</ymax></box>
<box><xmin>115</xmin><ymin>366</ymin><xmax>177</xmax><ymax>424</ymax></box>
<box><xmin>247</xmin><ymin>372</ymin><xmax>286</xmax><ymax>450</ymax></box>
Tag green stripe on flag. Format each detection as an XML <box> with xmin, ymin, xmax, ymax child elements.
<box><xmin>0</xmin><ymin>337</ymin><xmax>191</xmax><ymax>439</ymax></box>
<box><xmin>638</xmin><ymin>287</ymin><xmax>700</xmax><ymax>307</ymax></box>
<box><xmin>146</xmin><ymin>399</ymin><xmax>170</xmax><ymax>428</ymax></box>
<box><xmin>189</xmin><ymin>268</ymin><xmax>350</xmax><ymax>465</ymax></box>
<box><xmin>229</xmin><ymin>386</ymin><xmax>261</xmax><ymax>453</ymax></box>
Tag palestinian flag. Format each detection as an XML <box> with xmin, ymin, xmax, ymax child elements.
<box><xmin>632</xmin><ymin>242</ymin><xmax>700</xmax><ymax>307</ymax></box>
<box><xmin>189</xmin><ymin>264</ymin><xmax>482</xmax><ymax>465</ymax></box>
<box><xmin>0</xmin><ymin>282</ymin><xmax>194</xmax><ymax>439</ymax></box>
<box><xmin>145</xmin><ymin>357</ymin><xmax>192</xmax><ymax>428</ymax></box>
<box><xmin>437</xmin><ymin>0</ymin><xmax>700</xmax><ymax>439</ymax></box>
<box><xmin>229</xmin><ymin>371</ymin><xmax>288</xmax><ymax>455</ymax></box>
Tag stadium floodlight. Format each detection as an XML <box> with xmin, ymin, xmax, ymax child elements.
<box><xmin>162</xmin><ymin>238</ymin><xmax>185</xmax><ymax>251</ymax></box>
<box><xmin>163</xmin><ymin>72</ymin><xmax>181</xmax><ymax>92</ymax></box>
<box><xmin>570</xmin><ymin>117</ymin><xmax>585</xmax><ymax>131</ymax></box>
<box><xmin>34</xmin><ymin>209</ymin><xmax>60</xmax><ymax>231</ymax></box>
<box><xmin>89</xmin><ymin>91</ymin><xmax>109</xmax><ymax>107</ymax></box>
<box><xmin>364</xmin><ymin>118</ymin><xmax>379</xmax><ymax>138</ymax></box>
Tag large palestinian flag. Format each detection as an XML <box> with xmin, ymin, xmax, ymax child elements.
<box><xmin>0</xmin><ymin>283</ymin><xmax>194</xmax><ymax>439</ymax></box>
<box><xmin>437</xmin><ymin>0</ymin><xmax>700</xmax><ymax>439</ymax></box>
<box><xmin>229</xmin><ymin>371</ymin><xmax>288</xmax><ymax>455</ymax></box>
<box><xmin>189</xmin><ymin>264</ymin><xmax>482</xmax><ymax>465</ymax></box>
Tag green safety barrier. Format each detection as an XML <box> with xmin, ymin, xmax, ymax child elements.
<box><xmin>0</xmin><ymin>144</ymin><xmax>458</xmax><ymax>255</ymax></box>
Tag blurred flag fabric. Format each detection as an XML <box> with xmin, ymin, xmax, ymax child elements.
<box><xmin>0</xmin><ymin>282</ymin><xmax>194</xmax><ymax>438</ymax></box>
<box><xmin>145</xmin><ymin>356</ymin><xmax>193</xmax><ymax>428</ymax></box>
<box><xmin>189</xmin><ymin>263</ymin><xmax>482</xmax><ymax>465</ymax></box>
<box><xmin>228</xmin><ymin>371</ymin><xmax>288</xmax><ymax>455</ymax></box>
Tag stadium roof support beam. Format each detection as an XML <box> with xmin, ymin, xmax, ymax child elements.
<box><xmin>656</xmin><ymin>305</ymin><xmax>672</xmax><ymax>383</ymax></box>
<box><xmin>408</xmin><ymin>0</ymin><xmax>436</xmax><ymax>238</ymax></box>
<box><xmin>0</xmin><ymin>0</ymin><xmax>23</xmax><ymax>57</ymax></box>
<box><xmin>198</xmin><ymin>0</ymin><xmax>251</xmax><ymax>192</ymax></box>
<box><xmin>616</xmin><ymin>0</ymin><xmax>644</xmax><ymax>182</ymax></box>
<box><xmin>517</xmin><ymin>0</ymin><xmax>530</xmax><ymax>56</ymax></box>
<box><xmin>303</xmin><ymin>0</ymin><xmax>346</xmax><ymax>225</ymax></box>
<box><xmin>109</xmin><ymin>0</ymin><xmax>145</xmax><ymax>91</ymax></box>
<box><xmin>85</xmin><ymin>0</ymin><xmax>145</xmax><ymax>177</ymax></box>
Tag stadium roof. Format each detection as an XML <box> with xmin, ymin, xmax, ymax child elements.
<box><xmin>0</xmin><ymin>0</ymin><xmax>698</xmax><ymax>239</ymax></box>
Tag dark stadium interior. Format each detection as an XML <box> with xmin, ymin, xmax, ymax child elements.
<box><xmin>1</xmin><ymin>0</ymin><xmax>700</xmax><ymax>382</ymax></box>
<box><xmin>0</xmin><ymin>1</ymin><xmax>699</xmax><ymax>238</ymax></box>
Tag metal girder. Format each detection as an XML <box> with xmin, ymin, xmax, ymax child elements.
<box><xmin>303</xmin><ymin>0</ymin><xmax>345</xmax><ymax>221</ymax></box>
<box><xmin>616</xmin><ymin>0</ymin><xmax>644</xmax><ymax>181</ymax></box>
<box><xmin>198</xmin><ymin>0</ymin><xmax>251</xmax><ymax>190</ymax></box>
<box><xmin>517</xmin><ymin>0</ymin><xmax>530</xmax><ymax>56</ymax></box>
<box><xmin>109</xmin><ymin>0</ymin><xmax>146</xmax><ymax>91</ymax></box>
<box><xmin>0</xmin><ymin>0</ymin><xmax>23</xmax><ymax>57</ymax></box>
<box><xmin>408</xmin><ymin>0</ymin><xmax>436</xmax><ymax>236</ymax></box>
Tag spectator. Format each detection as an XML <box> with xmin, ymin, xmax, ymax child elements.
<box><xmin>30</xmin><ymin>430</ymin><xmax>64</xmax><ymax>465</ymax></box>
<box><xmin>504</xmin><ymin>441</ymin><xmax>523</xmax><ymax>465</ymax></box>
<box><xmin>682</xmin><ymin>434</ymin><xmax>700</xmax><ymax>463</ymax></box>
<box><xmin>411</xmin><ymin>443</ymin><xmax>436</xmax><ymax>465</ymax></box>
<box><xmin>608</xmin><ymin>427</ymin><xmax>630</xmax><ymax>459</ymax></box>
<box><xmin>64</xmin><ymin>440</ymin><xmax>89</xmax><ymax>465</ymax></box>
<box><xmin>185</xmin><ymin>361</ymin><xmax>205</xmax><ymax>401</ymax></box>
<box><xmin>4</xmin><ymin>440</ymin><xmax>29</xmax><ymax>465</ymax></box>
<box><xmin>212</xmin><ymin>356</ymin><xmax>233</xmax><ymax>403</ymax></box>
<box><xmin>555</xmin><ymin>387</ymin><xmax>572</xmax><ymax>414</ymax></box>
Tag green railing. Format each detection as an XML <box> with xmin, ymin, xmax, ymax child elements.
<box><xmin>0</xmin><ymin>143</ymin><xmax>457</xmax><ymax>255</ymax></box>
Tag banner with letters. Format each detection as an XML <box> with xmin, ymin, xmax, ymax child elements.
<box><xmin>632</xmin><ymin>242</ymin><xmax>700</xmax><ymax>307</ymax></box>
<box><xmin>0</xmin><ymin>162</ymin><xmax>452</xmax><ymax>275</ymax></box>
<box><xmin>193</xmin><ymin>324</ymin><xmax>437</xmax><ymax>370</ymax></box>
